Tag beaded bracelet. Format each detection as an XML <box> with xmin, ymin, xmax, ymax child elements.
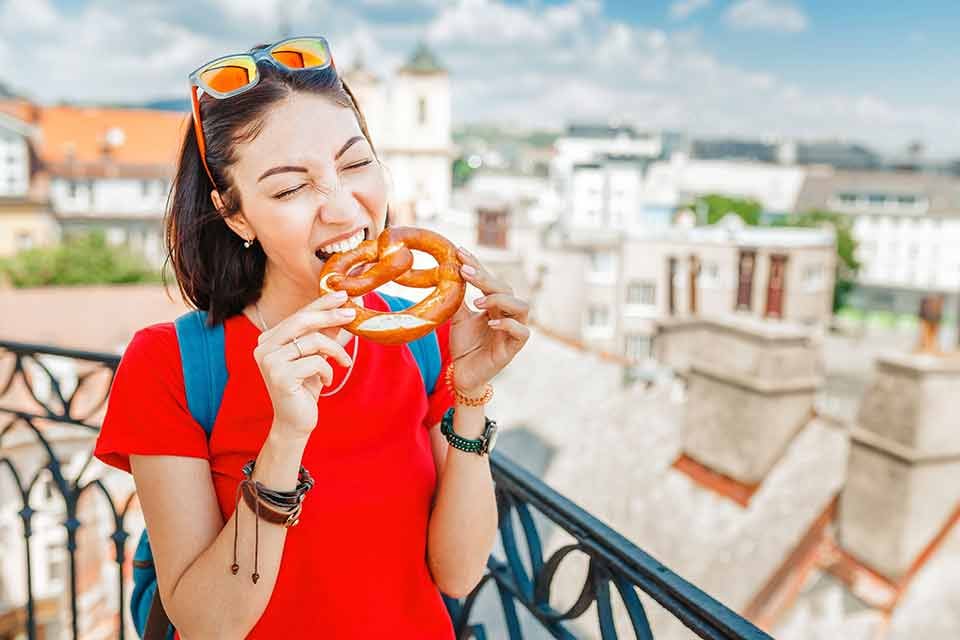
<box><xmin>231</xmin><ymin>459</ymin><xmax>315</xmax><ymax>583</ymax></box>
<box><xmin>444</xmin><ymin>361</ymin><xmax>493</xmax><ymax>406</ymax></box>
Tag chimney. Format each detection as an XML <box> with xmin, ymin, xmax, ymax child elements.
<box><xmin>837</xmin><ymin>351</ymin><xmax>960</xmax><ymax>580</ymax></box>
<box><xmin>681</xmin><ymin>315</ymin><xmax>822</xmax><ymax>485</ymax></box>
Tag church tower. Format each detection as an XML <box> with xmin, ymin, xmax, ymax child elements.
<box><xmin>383</xmin><ymin>41</ymin><xmax>452</xmax><ymax>225</ymax></box>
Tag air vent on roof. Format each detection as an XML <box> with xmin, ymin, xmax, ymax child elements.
<box><xmin>104</xmin><ymin>127</ymin><xmax>125</xmax><ymax>147</ymax></box>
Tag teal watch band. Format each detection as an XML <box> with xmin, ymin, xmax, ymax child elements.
<box><xmin>440</xmin><ymin>407</ymin><xmax>497</xmax><ymax>455</ymax></box>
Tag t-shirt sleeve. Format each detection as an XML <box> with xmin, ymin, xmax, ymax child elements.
<box><xmin>422</xmin><ymin>317</ymin><xmax>455</xmax><ymax>430</ymax></box>
<box><xmin>93</xmin><ymin>323</ymin><xmax>210</xmax><ymax>474</ymax></box>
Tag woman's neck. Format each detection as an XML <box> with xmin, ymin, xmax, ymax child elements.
<box><xmin>243</xmin><ymin>285</ymin><xmax>364</xmax><ymax>346</ymax></box>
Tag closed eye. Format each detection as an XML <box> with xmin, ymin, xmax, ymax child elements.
<box><xmin>274</xmin><ymin>185</ymin><xmax>305</xmax><ymax>199</ymax></box>
<box><xmin>344</xmin><ymin>159</ymin><xmax>373</xmax><ymax>170</ymax></box>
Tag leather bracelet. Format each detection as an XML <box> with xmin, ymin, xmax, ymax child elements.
<box><xmin>242</xmin><ymin>460</ymin><xmax>314</xmax><ymax>495</ymax></box>
<box><xmin>232</xmin><ymin>459</ymin><xmax>314</xmax><ymax>584</ymax></box>
<box><xmin>240</xmin><ymin>481</ymin><xmax>303</xmax><ymax>527</ymax></box>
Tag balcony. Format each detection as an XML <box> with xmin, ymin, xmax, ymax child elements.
<box><xmin>0</xmin><ymin>338</ymin><xmax>771</xmax><ymax>639</ymax></box>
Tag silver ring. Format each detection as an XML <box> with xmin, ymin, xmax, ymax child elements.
<box><xmin>292</xmin><ymin>337</ymin><xmax>304</xmax><ymax>358</ymax></box>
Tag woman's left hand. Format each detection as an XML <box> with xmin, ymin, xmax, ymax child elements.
<box><xmin>448</xmin><ymin>246</ymin><xmax>530</xmax><ymax>394</ymax></box>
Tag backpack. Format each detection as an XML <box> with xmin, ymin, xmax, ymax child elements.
<box><xmin>130</xmin><ymin>293</ymin><xmax>441</xmax><ymax>639</ymax></box>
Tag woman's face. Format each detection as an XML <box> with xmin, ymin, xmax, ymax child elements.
<box><xmin>221</xmin><ymin>91</ymin><xmax>388</xmax><ymax>295</ymax></box>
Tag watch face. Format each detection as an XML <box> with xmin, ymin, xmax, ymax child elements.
<box><xmin>485</xmin><ymin>422</ymin><xmax>499</xmax><ymax>453</ymax></box>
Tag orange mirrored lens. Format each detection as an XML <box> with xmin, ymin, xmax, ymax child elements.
<box><xmin>199</xmin><ymin>56</ymin><xmax>256</xmax><ymax>94</ymax></box>
<box><xmin>270</xmin><ymin>38</ymin><xmax>329</xmax><ymax>69</ymax></box>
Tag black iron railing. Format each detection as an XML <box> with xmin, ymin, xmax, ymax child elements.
<box><xmin>0</xmin><ymin>339</ymin><xmax>772</xmax><ymax>640</ymax></box>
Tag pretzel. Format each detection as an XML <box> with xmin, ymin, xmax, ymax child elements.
<box><xmin>317</xmin><ymin>226</ymin><xmax>466</xmax><ymax>344</ymax></box>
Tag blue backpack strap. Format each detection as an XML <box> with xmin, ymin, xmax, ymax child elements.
<box><xmin>133</xmin><ymin>310</ymin><xmax>227</xmax><ymax>640</ymax></box>
<box><xmin>378</xmin><ymin>292</ymin><xmax>442</xmax><ymax>395</ymax></box>
<box><xmin>173</xmin><ymin>309</ymin><xmax>227</xmax><ymax>437</ymax></box>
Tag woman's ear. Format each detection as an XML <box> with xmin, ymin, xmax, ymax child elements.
<box><xmin>213</xmin><ymin>189</ymin><xmax>252</xmax><ymax>240</ymax></box>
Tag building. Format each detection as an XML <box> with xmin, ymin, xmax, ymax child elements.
<box><xmin>0</xmin><ymin>98</ymin><xmax>184</xmax><ymax>270</ymax></box>
<box><xmin>550</xmin><ymin>124</ymin><xmax>665</xmax><ymax>230</ymax></box>
<box><xmin>527</xmin><ymin>215</ymin><xmax>836</xmax><ymax>365</ymax></box>
<box><xmin>642</xmin><ymin>152</ymin><xmax>807</xmax><ymax>219</ymax></box>
<box><xmin>794</xmin><ymin>166</ymin><xmax>960</xmax><ymax>315</ymax></box>
<box><xmin>0</xmin><ymin>109</ymin><xmax>56</xmax><ymax>260</ymax></box>
<box><xmin>343</xmin><ymin>42</ymin><xmax>453</xmax><ymax>225</ymax></box>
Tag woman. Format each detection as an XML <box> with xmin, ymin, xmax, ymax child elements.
<box><xmin>93</xmin><ymin>36</ymin><xmax>530</xmax><ymax>639</ymax></box>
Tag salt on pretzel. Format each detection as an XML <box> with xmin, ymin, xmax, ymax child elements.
<box><xmin>317</xmin><ymin>226</ymin><xmax>466</xmax><ymax>344</ymax></box>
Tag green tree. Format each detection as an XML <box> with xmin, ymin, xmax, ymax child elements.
<box><xmin>694</xmin><ymin>194</ymin><xmax>763</xmax><ymax>226</ymax></box>
<box><xmin>0</xmin><ymin>229</ymin><xmax>162</xmax><ymax>287</ymax></box>
<box><xmin>770</xmin><ymin>210</ymin><xmax>861</xmax><ymax>311</ymax></box>
<box><xmin>451</xmin><ymin>156</ymin><xmax>474</xmax><ymax>188</ymax></box>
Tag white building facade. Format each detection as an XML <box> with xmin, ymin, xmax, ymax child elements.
<box><xmin>343</xmin><ymin>43</ymin><xmax>453</xmax><ymax>226</ymax></box>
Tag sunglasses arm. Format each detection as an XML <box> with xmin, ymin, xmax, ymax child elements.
<box><xmin>190</xmin><ymin>85</ymin><xmax>219</xmax><ymax>189</ymax></box>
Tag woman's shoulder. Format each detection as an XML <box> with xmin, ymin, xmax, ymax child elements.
<box><xmin>113</xmin><ymin>321</ymin><xmax>187</xmax><ymax>386</ymax></box>
<box><xmin>124</xmin><ymin>321</ymin><xmax>178</xmax><ymax>359</ymax></box>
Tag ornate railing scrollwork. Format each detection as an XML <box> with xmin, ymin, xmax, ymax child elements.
<box><xmin>1</xmin><ymin>339</ymin><xmax>771</xmax><ymax>640</ymax></box>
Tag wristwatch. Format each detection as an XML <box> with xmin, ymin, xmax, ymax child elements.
<box><xmin>440</xmin><ymin>407</ymin><xmax>499</xmax><ymax>456</ymax></box>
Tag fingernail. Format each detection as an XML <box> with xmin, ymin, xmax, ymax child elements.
<box><xmin>475</xmin><ymin>296</ymin><xmax>487</xmax><ymax>306</ymax></box>
<box><xmin>331</xmin><ymin>290</ymin><xmax>348</xmax><ymax>299</ymax></box>
<box><xmin>462</xmin><ymin>265</ymin><xmax>477</xmax><ymax>276</ymax></box>
<box><xmin>337</xmin><ymin>308</ymin><xmax>356</xmax><ymax>317</ymax></box>
<box><xmin>488</xmin><ymin>319</ymin><xmax>500</xmax><ymax>326</ymax></box>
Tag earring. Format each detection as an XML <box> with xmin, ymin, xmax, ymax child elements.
<box><xmin>243</xmin><ymin>237</ymin><xmax>254</xmax><ymax>249</ymax></box>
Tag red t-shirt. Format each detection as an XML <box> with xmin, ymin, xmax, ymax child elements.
<box><xmin>94</xmin><ymin>291</ymin><xmax>456</xmax><ymax>639</ymax></box>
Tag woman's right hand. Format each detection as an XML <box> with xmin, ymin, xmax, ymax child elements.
<box><xmin>252</xmin><ymin>290</ymin><xmax>357</xmax><ymax>439</ymax></box>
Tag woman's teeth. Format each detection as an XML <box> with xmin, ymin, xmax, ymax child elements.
<box><xmin>316</xmin><ymin>228</ymin><xmax>367</xmax><ymax>259</ymax></box>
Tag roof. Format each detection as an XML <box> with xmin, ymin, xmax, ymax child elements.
<box><xmin>399</xmin><ymin>42</ymin><xmax>446</xmax><ymax>74</ymax></box>
<box><xmin>565</xmin><ymin>123</ymin><xmax>643</xmax><ymax>140</ymax></box>
<box><xmin>34</xmin><ymin>105</ymin><xmax>187</xmax><ymax>167</ymax></box>
<box><xmin>0</xmin><ymin>100</ymin><xmax>187</xmax><ymax>177</ymax></box>
<box><xmin>795</xmin><ymin>167</ymin><xmax>960</xmax><ymax>216</ymax></box>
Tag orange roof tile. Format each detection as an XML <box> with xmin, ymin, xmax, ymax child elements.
<box><xmin>36</xmin><ymin>105</ymin><xmax>189</xmax><ymax>168</ymax></box>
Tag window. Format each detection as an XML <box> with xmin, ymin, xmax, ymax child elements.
<box><xmin>626</xmin><ymin>281</ymin><xmax>656</xmax><ymax>306</ymax></box>
<box><xmin>586</xmin><ymin>305</ymin><xmax>610</xmax><ymax>328</ymax></box>
<box><xmin>418</xmin><ymin>96</ymin><xmax>428</xmax><ymax>125</ymax></box>
<box><xmin>587</xmin><ymin>251</ymin><xmax>617</xmax><ymax>284</ymax></box>
<box><xmin>802</xmin><ymin>263</ymin><xmax>826</xmax><ymax>291</ymax></box>
<box><xmin>67</xmin><ymin>181</ymin><xmax>77</xmax><ymax>198</ymax></box>
<box><xmin>15</xmin><ymin>231</ymin><xmax>33</xmax><ymax>251</ymax></box>
<box><xmin>477</xmin><ymin>208</ymin><xmax>508</xmax><ymax>248</ymax></box>
<box><xmin>625</xmin><ymin>334</ymin><xmax>652</xmax><ymax>362</ymax></box>
<box><xmin>700</xmin><ymin>261</ymin><xmax>721</xmax><ymax>288</ymax></box>
<box><xmin>46</xmin><ymin>543</ymin><xmax>67</xmax><ymax>588</ymax></box>
<box><xmin>589</xmin><ymin>251</ymin><xmax>614</xmax><ymax>274</ymax></box>
<box><xmin>141</xmin><ymin>180</ymin><xmax>151</xmax><ymax>197</ymax></box>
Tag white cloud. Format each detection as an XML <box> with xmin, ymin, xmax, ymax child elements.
<box><xmin>427</xmin><ymin>0</ymin><xmax>600</xmax><ymax>45</ymax></box>
<box><xmin>0</xmin><ymin>0</ymin><xmax>954</xmax><ymax>156</ymax></box>
<box><xmin>1</xmin><ymin>0</ymin><xmax>58</xmax><ymax>32</ymax></box>
<box><xmin>725</xmin><ymin>0</ymin><xmax>809</xmax><ymax>33</ymax></box>
<box><xmin>669</xmin><ymin>0</ymin><xmax>711</xmax><ymax>21</ymax></box>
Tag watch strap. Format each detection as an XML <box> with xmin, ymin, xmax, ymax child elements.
<box><xmin>440</xmin><ymin>407</ymin><xmax>491</xmax><ymax>455</ymax></box>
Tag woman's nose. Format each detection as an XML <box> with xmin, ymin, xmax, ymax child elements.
<box><xmin>317</xmin><ymin>186</ymin><xmax>359</xmax><ymax>224</ymax></box>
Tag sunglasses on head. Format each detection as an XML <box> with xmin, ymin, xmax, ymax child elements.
<box><xmin>188</xmin><ymin>36</ymin><xmax>335</xmax><ymax>188</ymax></box>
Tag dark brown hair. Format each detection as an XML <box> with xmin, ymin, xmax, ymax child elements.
<box><xmin>163</xmin><ymin>55</ymin><xmax>387</xmax><ymax>327</ymax></box>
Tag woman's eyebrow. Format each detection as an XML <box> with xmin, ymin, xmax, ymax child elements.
<box><xmin>257</xmin><ymin>136</ymin><xmax>367</xmax><ymax>183</ymax></box>
<box><xmin>334</xmin><ymin>135</ymin><xmax>365</xmax><ymax>160</ymax></box>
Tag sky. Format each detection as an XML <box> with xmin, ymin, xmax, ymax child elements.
<box><xmin>1</xmin><ymin>0</ymin><xmax>957</xmax><ymax>157</ymax></box>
